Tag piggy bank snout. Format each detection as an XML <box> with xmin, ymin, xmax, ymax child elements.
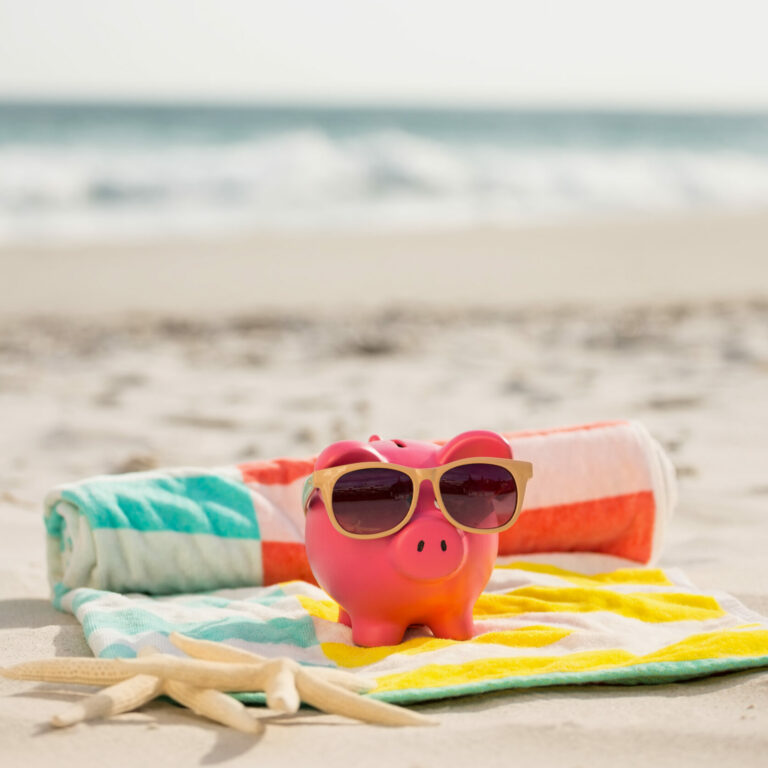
<box><xmin>390</xmin><ymin>516</ymin><xmax>467</xmax><ymax>582</ymax></box>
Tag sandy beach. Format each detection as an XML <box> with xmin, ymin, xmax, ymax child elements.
<box><xmin>2</xmin><ymin>210</ymin><xmax>768</xmax><ymax>765</ymax></box>
<box><xmin>3</xmin><ymin>209</ymin><xmax>768</xmax><ymax>317</ymax></box>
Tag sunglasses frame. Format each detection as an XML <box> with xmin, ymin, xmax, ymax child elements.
<box><xmin>303</xmin><ymin>457</ymin><xmax>533</xmax><ymax>540</ymax></box>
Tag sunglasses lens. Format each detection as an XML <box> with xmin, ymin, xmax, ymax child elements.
<box><xmin>331</xmin><ymin>468</ymin><xmax>413</xmax><ymax>536</ymax></box>
<box><xmin>439</xmin><ymin>463</ymin><xmax>518</xmax><ymax>530</ymax></box>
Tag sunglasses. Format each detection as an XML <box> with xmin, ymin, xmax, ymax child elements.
<box><xmin>302</xmin><ymin>458</ymin><xmax>533</xmax><ymax>540</ymax></box>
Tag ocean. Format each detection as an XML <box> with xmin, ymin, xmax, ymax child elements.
<box><xmin>2</xmin><ymin>101</ymin><xmax>768</xmax><ymax>244</ymax></box>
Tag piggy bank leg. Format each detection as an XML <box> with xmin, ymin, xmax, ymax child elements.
<box><xmin>337</xmin><ymin>608</ymin><xmax>352</xmax><ymax>627</ymax></box>
<box><xmin>428</xmin><ymin>607</ymin><xmax>475</xmax><ymax>641</ymax></box>
<box><xmin>349</xmin><ymin>615</ymin><xmax>407</xmax><ymax>647</ymax></box>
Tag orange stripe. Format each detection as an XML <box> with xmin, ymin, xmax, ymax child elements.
<box><xmin>261</xmin><ymin>541</ymin><xmax>318</xmax><ymax>586</ymax></box>
<box><xmin>501</xmin><ymin>420</ymin><xmax>628</xmax><ymax>440</ymax></box>
<box><xmin>432</xmin><ymin>420</ymin><xmax>627</xmax><ymax>446</ymax></box>
<box><xmin>239</xmin><ymin>457</ymin><xmax>315</xmax><ymax>485</ymax></box>
<box><xmin>498</xmin><ymin>490</ymin><xmax>656</xmax><ymax>563</ymax></box>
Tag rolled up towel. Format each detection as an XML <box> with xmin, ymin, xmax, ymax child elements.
<box><xmin>45</xmin><ymin>419</ymin><xmax>676</xmax><ymax>604</ymax></box>
<box><xmin>498</xmin><ymin>420</ymin><xmax>676</xmax><ymax>562</ymax></box>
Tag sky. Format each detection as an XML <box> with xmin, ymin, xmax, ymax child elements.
<box><xmin>1</xmin><ymin>0</ymin><xmax>768</xmax><ymax>108</ymax></box>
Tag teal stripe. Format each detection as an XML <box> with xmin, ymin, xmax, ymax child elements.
<box><xmin>51</xmin><ymin>582</ymin><xmax>70</xmax><ymax>611</ymax></box>
<box><xmin>55</xmin><ymin>585</ymin><xmax>126</xmax><ymax>614</ymax></box>
<box><xmin>71</xmin><ymin>589</ymin><xmax>114</xmax><ymax>613</ymax></box>
<box><xmin>86</xmin><ymin>611</ymin><xmax>319</xmax><ymax>649</ymax></box>
<box><xmin>231</xmin><ymin>654</ymin><xmax>768</xmax><ymax>707</ymax></box>
<box><xmin>364</xmin><ymin>654</ymin><xmax>768</xmax><ymax>705</ymax></box>
<box><xmin>62</xmin><ymin>585</ymin><xmax>288</xmax><ymax>619</ymax></box>
<box><xmin>100</xmin><ymin>644</ymin><xmax>138</xmax><ymax>659</ymax></box>
<box><xmin>60</xmin><ymin>474</ymin><xmax>260</xmax><ymax>539</ymax></box>
<box><xmin>176</xmin><ymin>592</ymin><xmax>288</xmax><ymax>610</ymax></box>
<box><xmin>45</xmin><ymin>502</ymin><xmax>65</xmax><ymax>536</ymax></box>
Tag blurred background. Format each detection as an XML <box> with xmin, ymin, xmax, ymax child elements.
<box><xmin>2</xmin><ymin>1</ymin><xmax>768</xmax><ymax>244</ymax></box>
<box><xmin>0</xmin><ymin>1</ymin><xmax>767</xmax><ymax>526</ymax></box>
<box><xmin>3</xmin><ymin>102</ymin><xmax>768</xmax><ymax>244</ymax></box>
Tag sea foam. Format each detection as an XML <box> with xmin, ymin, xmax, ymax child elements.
<box><xmin>1</xmin><ymin>108</ymin><xmax>768</xmax><ymax>244</ymax></box>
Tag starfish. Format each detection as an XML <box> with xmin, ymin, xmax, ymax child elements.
<box><xmin>0</xmin><ymin>633</ymin><xmax>436</xmax><ymax>731</ymax></box>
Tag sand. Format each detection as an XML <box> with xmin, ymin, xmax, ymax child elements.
<box><xmin>1</xmin><ymin>209</ymin><xmax>768</xmax><ymax>765</ymax></box>
<box><xmin>3</xmin><ymin>209</ymin><xmax>768</xmax><ymax>318</ymax></box>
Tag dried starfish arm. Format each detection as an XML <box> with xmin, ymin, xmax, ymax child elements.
<box><xmin>50</xmin><ymin>646</ymin><xmax>164</xmax><ymax>728</ymax></box>
<box><xmin>261</xmin><ymin>658</ymin><xmax>300</xmax><ymax>713</ymax></box>
<box><xmin>0</xmin><ymin>658</ymin><xmax>131</xmax><ymax>686</ymax></box>
<box><xmin>2</xmin><ymin>642</ymin><xmax>438</xmax><ymax>730</ymax></box>
<box><xmin>115</xmin><ymin>656</ymin><xmax>268</xmax><ymax>691</ymax></box>
<box><xmin>51</xmin><ymin>674</ymin><xmax>164</xmax><ymax>727</ymax></box>
<box><xmin>295</xmin><ymin>668</ymin><xmax>437</xmax><ymax>727</ymax></box>
<box><xmin>169</xmin><ymin>633</ymin><xmax>267</xmax><ymax>663</ymax></box>
<box><xmin>169</xmin><ymin>633</ymin><xmax>375</xmax><ymax>692</ymax></box>
<box><xmin>163</xmin><ymin>679</ymin><xmax>264</xmax><ymax>734</ymax></box>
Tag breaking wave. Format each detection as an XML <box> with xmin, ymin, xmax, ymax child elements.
<box><xmin>2</xmin><ymin>123</ymin><xmax>768</xmax><ymax>244</ymax></box>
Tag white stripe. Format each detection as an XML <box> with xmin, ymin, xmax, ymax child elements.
<box><xmin>247</xmin><ymin>475</ymin><xmax>307</xmax><ymax>542</ymax></box>
<box><xmin>323</xmin><ymin>611</ymin><xmax>765</xmax><ymax>677</ymax></box>
<box><xmin>637</xmin><ymin>420</ymin><xmax>678</xmax><ymax>564</ymax></box>
<box><xmin>81</xmin><ymin>527</ymin><xmax>263</xmax><ymax>593</ymax></box>
<box><xmin>87</xmin><ymin>627</ymin><xmax>328</xmax><ymax>665</ymax></box>
<box><xmin>509</xmin><ymin>421</ymin><xmax>656</xmax><ymax>508</ymax></box>
<box><xmin>74</xmin><ymin>592</ymin><xmax>308</xmax><ymax>625</ymax></box>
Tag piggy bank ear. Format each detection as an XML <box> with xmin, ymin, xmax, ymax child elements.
<box><xmin>314</xmin><ymin>440</ymin><xmax>387</xmax><ymax>470</ymax></box>
<box><xmin>437</xmin><ymin>430</ymin><xmax>513</xmax><ymax>463</ymax></box>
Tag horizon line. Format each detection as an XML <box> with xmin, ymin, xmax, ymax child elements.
<box><xmin>1</xmin><ymin>91</ymin><xmax>768</xmax><ymax>115</ymax></box>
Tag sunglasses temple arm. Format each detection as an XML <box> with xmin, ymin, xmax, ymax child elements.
<box><xmin>301</xmin><ymin>475</ymin><xmax>315</xmax><ymax>512</ymax></box>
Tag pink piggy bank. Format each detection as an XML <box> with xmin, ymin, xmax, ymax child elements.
<box><xmin>303</xmin><ymin>430</ymin><xmax>532</xmax><ymax>646</ymax></box>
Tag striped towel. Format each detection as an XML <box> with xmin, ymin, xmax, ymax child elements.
<box><xmin>54</xmin><ymin>555</ymin><xmax>768</xmax><ymax>703</ymax></box>
<box><xmin>45</xmin><ymin>420</ymin><xmax>676</xmax><ymax>602</ymax></box>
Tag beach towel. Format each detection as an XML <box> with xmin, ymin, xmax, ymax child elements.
<box><xmin>53</xmin><ymin>555</ymin><xmax>768</xmax><ymax>704</ymax></box>
<box><xmin>45</xmin><ymin>420</ymin><xmax>676</xmax><ymax>601</ymax></box>
<box><xmin>42</xmin><ymin>419</ymin><xmax>768</xmax><ymax>702</ymax></box>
